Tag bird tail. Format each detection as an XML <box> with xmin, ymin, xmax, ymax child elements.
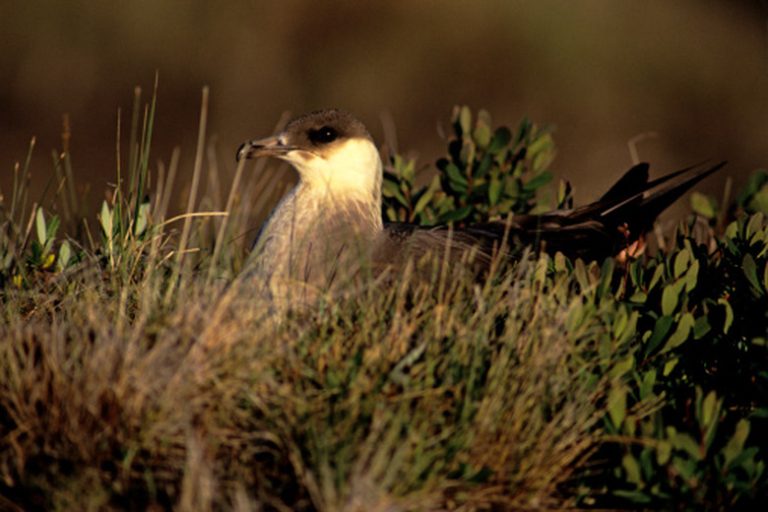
<box><xmin>598</xmin><ymin>160</ymin><xmax>726</xmax><ymax>232</ymax></box>
<box><xmin>468</xmin><ymin>161</ymin><xmax>725</xmax><ymax>260</ymax></box>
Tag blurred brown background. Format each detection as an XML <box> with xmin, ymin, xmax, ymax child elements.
<box><xmin>1</xmin><ymin>0</ymin><xmax>767</xmax><ymax>216</ymax></box>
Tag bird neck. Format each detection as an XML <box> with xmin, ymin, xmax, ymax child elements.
<box><xmin>294</xmin><ymin>174</ymin><xmax>383</xmax><ymax>234</ymax></box>
<box><xmin>293</xmin><ymin>147</ymin><xmax>384</xmax><ymax>232</ymax></box>
<box><xmin>249</xmin><ymin>173</ymin><xmax>383</xmax><ymax>286</ymax></box>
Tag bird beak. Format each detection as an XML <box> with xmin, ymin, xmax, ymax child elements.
<box><xmin>236</xmin><ymin>136</ymin><xmax>295</xmax><ymax>162</ymax></box>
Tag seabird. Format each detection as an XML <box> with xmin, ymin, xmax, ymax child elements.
<box><xmin>237</xmin><ymin>109</ymin><xmax>723</xmax><ymax>304</ymax></box>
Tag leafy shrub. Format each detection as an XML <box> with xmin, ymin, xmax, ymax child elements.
<box><xmin>382</xmin><ymin>106</ymin><xmax>567</xmax><ymax>225</ymax></box>
<box><xmin>583</xmin><ymin>213</ymin><xmax>768</xmax><ymax>508</ymax></box>
<box><xmin>0</xmin><ymin>100</ymin><xmax>765</xmax><ymax>510</ymax></box>
<box><xmin>382</xmin><ymin>105</ymin><xmax>767</xmax><ymax>508</ymax></box>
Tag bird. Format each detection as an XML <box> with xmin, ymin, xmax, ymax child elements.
<box><xmin>237</xmin><ymin>109</ymin><xmax>724</xmax><ymax>305</ymax></box>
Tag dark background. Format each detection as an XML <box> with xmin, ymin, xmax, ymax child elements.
<box><xmin>2</xmin><ymin>0</ymin><xmax>767</xmax><ymax>216</ymax></box>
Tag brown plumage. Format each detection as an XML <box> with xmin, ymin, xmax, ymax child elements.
<box><xmin>237</xmin><ymin>109</ymin><xmax>724</xmax><ymax>305</ymax></box>
<box><xmin>384</xmin><ymin>161</ymin><xmax>725</xmax><ymax>263</ymax></box>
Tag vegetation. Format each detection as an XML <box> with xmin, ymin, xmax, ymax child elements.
<box><xmin>1</xmin><ymin>95</ymin><xmax>766</xmax><ymax>511</ymax></box>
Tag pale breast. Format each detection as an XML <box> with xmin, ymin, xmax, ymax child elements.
<box><xmin>247</xmin><ymin>188</ymin><xmax>383</xmax><ymax>305</ymax></box>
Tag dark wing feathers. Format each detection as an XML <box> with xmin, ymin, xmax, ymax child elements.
<box><xmin>600</xmin><ymin>161</ymin><xmax>725</xmax><ymax>227</ymax></box>
<box><xmin>598</xmin><ymin>162</ymin><xmax>649</xmax><ymax>203</ymax></box>
<box><xmin>381</xmin><ymin>161</ymin><xmax>724</xmax><ymax>263</ymax></box>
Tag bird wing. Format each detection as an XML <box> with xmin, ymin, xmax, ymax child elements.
<box><xmin>381</xmin><ymin>161</ymin><xmax>725</xmax><ymax>263</ymax></box>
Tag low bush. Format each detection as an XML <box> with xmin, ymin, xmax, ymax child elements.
<box><xmin>0</xmin><ymin>97</ymin><xmax>765</xmax><ymax>510</ymax></box>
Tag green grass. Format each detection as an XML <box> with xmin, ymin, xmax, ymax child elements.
<box><xmin>1</xmin><ymin>93</ymin><xmax>766</xmax><ymax>511</ymax></box>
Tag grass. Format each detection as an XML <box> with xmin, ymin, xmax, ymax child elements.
<box><xmin>1</xmin><ymin>90</ymin><xmax>766</xmax><ymax>511</ymax></box>
<box><xmin>0</xmin><ymin>222</ymin><xmax>618</xmax><ymax>510</ymax></box>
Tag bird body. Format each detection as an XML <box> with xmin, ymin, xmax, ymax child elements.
<box><xmin>250</xmin><ymin>184</ymin><xmax>381</xmax><ymax>300</ymax></box>
<box><xmin>238</xmin><ymin>109</ymin><xmax>723</xmax><ymax>306</ymax></box>
<box><xmin>242</xmin><ymin>112</ymin><xmax>385</xmax><ymax>301</ymax></box>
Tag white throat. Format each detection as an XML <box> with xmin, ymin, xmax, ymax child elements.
<box><xmin>249</xmin><ymin>136</ymin><xmax>385</xmax><ymax>299</ymax></box>
<box><xmin>287</xmin><ymin>138</ymin><xmax>382</xmax><ymax>205</ymax></box>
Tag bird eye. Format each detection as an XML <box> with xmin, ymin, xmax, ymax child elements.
<box><xmin>308</xmin><ymin>126</ymin><xmax>338</xmax><ymax>145</ymax></box>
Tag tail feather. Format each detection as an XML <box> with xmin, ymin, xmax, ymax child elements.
<box><xmin>600</xmin><ymin>161</ymin><xmax>726</xmax><ymax>226</ymax></box>
<box><xmin>382</xmin><ymin>161</ymin><xmax>725</xmax><ymax>263</ymax></box>
<box><xmin>598</xmin><ymin>162</ymin><xmax>649</xmax><ymax>203</ymax></box>
<box><xmin>474</xmin><ymin>161</ymin><xmax>725</xmax><ymax>260</ymax></box>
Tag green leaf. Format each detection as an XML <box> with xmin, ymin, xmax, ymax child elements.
<box><xmin>515</xmin><ymin>117</ymin><xmax>532</xmax><ymax>144</ymax></box>
<box><xmin>598</xmin><ymin>257</ymin><xmax>615</xmax><ymax>300</ymax></box>
<box><xmin>532</xmin><ymin>148</ymin><xmax>555</xmax><ymax>174</ymax></box>
<box><xmin>693</xmin><ymin>315</ymin><xmax>711</xmax><ymax>339</ymax></box>
<box><xmin>672</xmin><ymin>456</ymin><xmax>697</xmax><ymax>479</ymax></box>
<box><xmin>736</xmin><ymin>169</ymin><xmax>768</xmax><ymax>205</ymax></box>
<box><xmin>488</xmin><ymin>177</ymin><xmax>501</xmax><ymax>206</ymax></box>
<box><xmin>646</xmin><ymin>315</ymin><xmax>674</xmax><ymax>355</ymax></box>
<box><xmin>458</xmin><ymin>105</ymin><xmax>472</xmax><ymax>135</ymax></box>
<box><xmin>477</xmin><ymin>109</ymin><xmax>492</xmax><ymax>130</ymax></box>
<box><xmin>135</xmin><ymin>201</ymin><xmax>151</xmax><ymax>237</ymax></box>
<box><xmin>613</xmin><ymin>489</ymin><xmax>651</xmax><ymax>504</ymax></box>
<box><xmin>573</xmin><ymin>259</ymin><xmax>592</xmax><ymax>290</ymax></box>
<box><xmin>648</xmin><ymin>265</ymin><xmax>664</xmax><ymax>292</ymax></box>
<box><xmin>671</xmin><ymin>431</ymin><xmax>702</xmax><ymax>460</ymax></box>
<box><xmin>382</xmin><ymin>176</ymin><xmax>399</xmax><ymax>196</ymax></box>
<box><xmin>639</xmin><ymin>369</ymin><xmax>657</xmax><ymax>399</ymax></box>
<box><xmin>473</xmin><ymin>121</ymin><xmax>492</xmax><ymax>148</ymax></box>
<box><xmin>43</xmin><ymin>214</ymin><xmax>60</xmax><ymax>255</ymax></box>
<box><xmin>527</xmin><ymin>131</ymin><xmax>553</xmax><ymax>157</ymax></box>
<box><xmin>35</xmin><ymin>207</ymin><xmax>47</xmax><ymax>247</ymax></box>
<box><xmin>382</xmin><ymin>179</ymin><xmax>409</xmax><ymax>207</ymax></box>
<box><xmin>702</xmin><ymin>404</ymin><xmax>720</xmax><ymax>454</ymax></box>
<box><xmin>522</xmin><ymin>171</ymin><xmax>552</xmax><ymax>192</ymax></box>
<box><xmin>718</xmin><ymin>298</ymin><xmax>734</xmax><ymax>333</ymax></box>
<box><xmin>488</xmin><ymin>126</ymin><xmax>512</xmax><ymax>154</ymax></box>
<box><xmin>622</xmin><ymin>454</ymin><xmax>643</xmax><ymax>487</ymax></box>
<box><xmin>684</xmin><ymin>260</ymin><xmax>699</xmax><ymax>292</ymax></box>
<box><xmin>554</xmin><ymin>251</ymin><xmax>567</xmax><ymax>272</ymax></box>
<box><xmin>439</xmin><ymin>205</ymin><xmax>473</xmax><ymax>223</ymax></box>
<box><xmin>748</xmin><ymin>190</ymin><xmax>768</xmax><ymax>214</ymax></box>
<box><xmin>460</xmin><ymin>139</ymin><xmax>476</xmax><ymax>166</ymax></box>
<box><xmin>742</xmin><ymin>254</ymin><xmax>763</xmax><ymax>295</ymax></box>
<box><xmin>611</xmin><ymin>354</ymin><xmax>635</xmax><ymax>380</ymax></box>
<box><xmin>565</xmin><ymin>299</ymin><xmax>584</xmax><ymax>332</ymax></box>
<box><xmin>476</xmin><ymin>153</ymin><xmax>493</xmax><ymax>178</ymax></box>
<box><xmin>445</xmin><ymin>162</ymin><xmax>468</xmax><ymax>190</ymax></box>
<box><xmin>663</xmin><ymin>357</ymin><xmax>679</xmax><ymax>376</ymax></box>
<box><xmin>660</xmin><ymin>313</ymin><xmax>694</xmax><ymax>353</ymax></box>
<box><xmin>673</xmin><ymin>249</ymin><xmax>690</xmax><ymax>278</ymax></box>
<box><xmin>608</xmin><ymin>384</ymin><xmax>627</xmax><ymax>428</ymax></box>
<box><xmin>656</xmin><ymin>440</ymin><xmax>672</xmax><ymax>465</ymax></box>
<box><xmin>413</xmin><ymin>187</ymin><xmax>435</xmax><ymax>215</ymax></box>
<box><xmin>99</xmin><ymin>201</ymin><xmax>113</xmax><ymax>237</ymax></box>
<box><xmin>722</xmin><ymin>419</ymin><xmax>750</xmax><ymax>469</ymax></box>
<box><xmin>41</xmin><ymin>253</ymin><xmax>55</xmax><ymax>270</ymax></box>
<box><xmin>619</xmin><ymin>311</ymin><xmax>639</xmax><ymax>344</ymax></box>
<box><xmin>690</xmin><ymin>191</ymin><xmax>716</xmax><ymax>219</ymax></box>
<box><xmin>401</xmin><ymin>158</ymin><xmax>416</xmax><ymax>182</ymax></box>
<box><xmin>661</xmin><ymin>282</ymin><xmax>680</xmax><ymax>316</ymax></box>
<box><xmin>534</xmin><ymin>255</ymin><xmax>548</xmax><ymax>284</ymax></box>
<box><xmin>700</xmin><ymin>390</ymin><xmax>718</xmax><ymax>429</ymax></box>
<box><xmin>746</xmin><ymin>212</ymin><xmax>764</xmax><ymax>238</ymax></box>
<box><xmin>46</xmin><ymin>214</ymin><xmax>60</xmax><ymax>240</ymax></box>
<box><xmin>557</xmin><ymin>179</ymin><xmax>573</xmax><ymax>208</ymax></box>
<box><xmin>57</xmin><ymin>240</ymin><xmax>71</xmax><ymax>271</ymax></box>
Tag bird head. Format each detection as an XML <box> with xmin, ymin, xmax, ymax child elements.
<box><xmin>237</xmin><ymin>109</ymin><xmax>382</xmax><ymax>201</ymax></box>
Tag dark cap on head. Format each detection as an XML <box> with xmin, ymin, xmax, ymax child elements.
<box><xmin>282</xmin><ymin>109</ymin><xmax>372</xmax><ymax>149</ymax></box>
<box><xmin>237</xmin><ymin>109</ymin><xmax>373</xmax><ymax>162</ymax></box>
